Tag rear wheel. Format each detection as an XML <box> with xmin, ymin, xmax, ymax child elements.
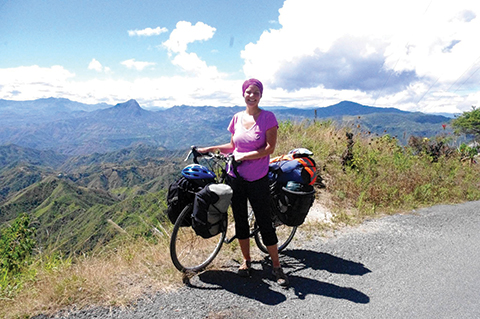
<box><xmin>255</xmin><ymin>222</ymin><xmax>297</xmax><ymax>253</ymax></box>
<box><xmin>170</xmin><ymin>204</ymin><xmax>226</xmax><ymax>273</ymax></box>
<box><xmin>250</xmin><ymin>206</ymin><xmax>297</xmax><ymax>254</ymax></box>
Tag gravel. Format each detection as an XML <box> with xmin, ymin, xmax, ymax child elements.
<box><xmin>34</xmin><ymin>200</ymin><xmax>480</xmax><ymax>319</ymax></box>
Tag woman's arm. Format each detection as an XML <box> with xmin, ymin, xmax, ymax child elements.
<box><xmin>198</xmin><ymin>136</ymin><xmax>235</xmax><ymax>154</ymax></box>
<box><xmin>234</xmin><ymin>126</ymin><xmax>277</xmax><ymax>162</ymax></box>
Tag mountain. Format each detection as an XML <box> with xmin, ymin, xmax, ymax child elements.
<box><xmin>0</xmin><ymin>164</ymin><xmax>50</xmax><ymax>203</ymax></box>
<box><xmin>0</xmin><ymin>144</ymin><xmax>183</xmax><ymax>203</ymax></box>
<box><xmin>0</xmin><ymin>145</ymin><xmax>69</xmax><ymax>202</ymax></box>
<box><xmin>0</xmin><ymin>96</ymin><xmax>454</xmax><ymax>254</ymax></box>
<box><xmin>0</xmin><ymin>176</ymin><xmax>120</xmax><ymax>253</ymax></box>
<box><xmin>340</xmin><ymin>111</ymin><xmax>451</xmax><ymax>144</ymax></box>
<box><xmin>0</xmin><ymin>161</ymin><xmax>173</xmax><ymax>253</ymax></box>
<box><xmin>0</xmin><ymin>144</ymin><xmax>68</xmax><ymax>169</ymax></box>
<box><xmin>0</xmin><ymin>98</ymin><xmax>453</xmax><ymax>155</ymax></box>
<box><xmin>319</xmin><ymin>101</ymin><xmax>409</xmax><ymax>116</ymax></box>
<box><xmin>0</xmin><ymin>97</ymin><xmax>110</xmax><ymax>125</ymax></box>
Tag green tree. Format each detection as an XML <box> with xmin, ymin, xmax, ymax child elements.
<box><xmin>451</xmin><ymin>106</ymin><xmax>480</xmax><ymax>141</ymax></box>
<box><xmin>0</xmin><ymin>213</ymin><xmax>36</xmax><ymax>276</ymax></box>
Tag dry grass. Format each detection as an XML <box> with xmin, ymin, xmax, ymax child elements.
<box><xmin>278</xmin><ymin>119</ymin><xmax>480</xmax><ymax>225</ymax></box>
<box><xmin>0</xmin><ymin>236</ymin><xmax>183</xmax><ymax>319</ymax></box>
<box><xmin>3</xmin><ymin>119</ymin><xmax>480</xmax><ymax>318</ymax></box>
<box><xmin>0</xmin><ymin>228</ymin><xmax>263</xmax><ymax>319</ymax></box>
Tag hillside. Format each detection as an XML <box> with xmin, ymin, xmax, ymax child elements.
<box><xmin>0</xmin><ymin>174</ymin><xmax>170</xmax><ymax>253</ymax></box>
<box><xmin>0</xmin><ymin>97</ymin><xmax>109</xmax><ymax>125</ymax></box>
<box><xmin>0</xmin><ymin>143</ymin><xmax>188</xmax><ymax>253</ymax></box>
<box><xmin>342</xmin><ymin>111</ymin><xmax>451</xmax><ymax>144</ymax></box>
<box><xmin>0</xmin><ymin>98</ymin><xmax>456</xmax><ymax>254</ymax></box>
<box><xmin>0</xmin><ymin>144</ymin><xmax>68</xmax><ymax>168</ymax></box>
<box><xmin>0</xmin><ymin>98</ymin><xmax>453</xmax><ymax>155</ymax></box>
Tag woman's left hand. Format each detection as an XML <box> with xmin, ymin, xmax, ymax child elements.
<box><xmin>233</xmin><ymin>151</ymin><xmax>247</xmax><ymax>162</ymax></box>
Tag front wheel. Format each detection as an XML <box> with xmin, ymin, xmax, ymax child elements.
<box><xmin>170</xmin><ymin>204</ymin><xmax>226</xmax><ymax>273</ymax></box>
<box><xmin>254</xmin><ymin>218</ymin><xmax>297</xmax><ymax>254</ymax></box>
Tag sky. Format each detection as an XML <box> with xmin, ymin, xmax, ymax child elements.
<box><xmin>1</xmin><ymin>0</ymin><xmax>480</xmax><ymax>114</ymax></box>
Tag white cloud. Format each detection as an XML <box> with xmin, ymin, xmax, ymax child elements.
<box><xmin>88</xmin><ymin>58</ymin><xmax>112</xmax><ymax>74</ymax></box>
<box><xmin>162</xmin><ymin>21</ymin><xmax>216</xmax><ymax>54</ymax></box>
<box><xmin>3</xmin><ymin>3</ymin><xmax>480</xmax><ymax>114</ymax></box>
<box><xmin>0</xmin><ymin>64</ymin><xmax>238</xmax><ymax>108</ymax></box>
<box><xmin>241</xmin><ymin>0</ymin><xmax>480</xmax><ymax>112</ymax></box>
<box><xmin>162</xmin><ymin>21</ymin><xmax>222</xmax><ymax>79</ymax></box>
<box><xmin>121</xmin><ymin>59</ymin><xmax>156</xmax><ymax>71</ymax></box>
<box><xmin>0</xmin><ymin>65</ymin><xmax>75</xmax><ymax>100</ymax></box>
<box><xmin>88</xmin><ymin>58</ymin><xmax>103</xmax><ymax>72</ymax></box>
<box><xmin>128</xmin><ymin>26</ymin><xmax>168</xmax><ymax>37</ymax></box>
<box><xmin>171</xmin><ymin>52</ymin><xmax>220</xmax><ymax>78</ymax></box>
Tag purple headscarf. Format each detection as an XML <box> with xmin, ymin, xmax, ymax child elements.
<box><xmin>242</xmin><ymin>78</ymin><xmax>263</xmax><ymax>96</ymax></box>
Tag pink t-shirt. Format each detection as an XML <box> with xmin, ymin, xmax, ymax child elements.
<box><xmin>227</xmin><ymin>110</ymin><xmax>278</xmax><ymax>181</ymax></box>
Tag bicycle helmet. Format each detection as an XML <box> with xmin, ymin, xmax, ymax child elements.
<box><xmin>288</xmin><ymin>148</ymin><xmax>314</xmax><ymax>158</ymax></box>
<box><xmin>181</xmin><ymin>164</ymin><xmax>216</xmax><ymax>180</ymax></box>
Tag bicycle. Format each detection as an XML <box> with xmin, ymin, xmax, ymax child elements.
<box><xmin>169</xmin><ymin>146</ymin><xmax>298</xmax><ymax>274</ymax></box>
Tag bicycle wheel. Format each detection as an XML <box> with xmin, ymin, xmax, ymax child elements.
<box><xmin>253</xmin><ymin>214</ymin><xmax>297</xmax><ymax>254</ymax></box>
<box><xmin>170</xmin><ymin>204</ymin><xmax>226</xmax><ymax>273</ymax></box>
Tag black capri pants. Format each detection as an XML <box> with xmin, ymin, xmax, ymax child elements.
<box><xmin>226</xmin><ymin>174</ymin><xmax>278</xmax><ymax>247</ymax></box>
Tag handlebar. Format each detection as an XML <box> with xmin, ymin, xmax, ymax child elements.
<box><xmin>184</xmin><ymin>146</ymin><xmax>206</xmax><ymax>164</ymax></box>
<box><xmin>186</xmin><ymin>145</ymin><xmax>242</xmax><ymax>171</ymax></box>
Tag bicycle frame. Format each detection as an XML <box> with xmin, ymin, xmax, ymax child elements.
<box><xmin>169</xmin><ymin>146</ymin><xmax>297</xmax><ymax>273</ymax></box>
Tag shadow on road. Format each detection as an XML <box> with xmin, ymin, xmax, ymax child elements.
<box><xmin>282</xmin><ymin>249</ymin><xmax>371</xmax><ymax>276</ymax></box>
<box><xmin>194</xmin><ymin>269</ymin><xmax>287</xmax><ymax>305</ymax></box>
<box><xmin>287</xmin><ymin>274</ymin><xmax>370</xmax><ymax>303</ymax></box>
<box><xmin>188</xmin><ymin>248</ymin><xmax>370</xmax><ymax>305</ymax></box>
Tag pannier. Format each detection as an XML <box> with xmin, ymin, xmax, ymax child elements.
<box><xmin>268</xmin><ymin>148</ymin><xmax>317</xmax><ymax>226</ymax></box>
<box><xmin>192</xmin><ymin>183</ymin><xmax>233</xmax><ymax>238</ymax></box>
<box><xmin>270</xmin><ymin>181</ymin><xmax>315</xmax><ymax>227</ymax></box>
<box><xmin>166</xmin><ymin>176</ymin><xmax>214</xmax><ymax>226</ymax></box>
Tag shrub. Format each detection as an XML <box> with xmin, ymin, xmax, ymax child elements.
<box><xmin>0</xmin><ymin>213</ymin><xmax>36</xmax><ymax>276</ymax></box>
<box><xmin>0</xmin><ymin>213</ymin><xmax>36</xmax><ymax>299</ymax></box>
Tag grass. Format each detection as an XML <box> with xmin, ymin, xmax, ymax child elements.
<box><xmin>1</xmin><ymin>235</ymin><xmax>181</xmax><ymax>319</ymax></box>
<box><xmin>278</xmin><ymin>119</ymin><xmax>480</xmax><ymax>223</ymax></box>
<box><xmin>2</xmin><ymin>119</ymin><xmax>480</xmax><ymax>318</ymax></box>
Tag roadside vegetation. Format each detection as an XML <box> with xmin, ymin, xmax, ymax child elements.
<box><xmin>2</xmin><ymin>114</ymin><xmax>480</xmax><ymax>318</ymax></box>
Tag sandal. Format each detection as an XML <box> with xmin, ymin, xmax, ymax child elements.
<box><xmin>237</xmin><ymin>260</ymin><xmax>252</xmax><ymax>277</ymax></box>
<box><xmin>272</xmin><ymin>267</ymin><xmax>289</xmax><ymax>287</ymax></box>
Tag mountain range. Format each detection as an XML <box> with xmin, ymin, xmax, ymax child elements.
<box><xmin>0</xmin><ymin>98</ymin><xmax>453</xmax><ymax>155</ymax></box>
<box><xmin>0</xmin><ymin>97</ymin><xmax>457</xmax><ymax>254</ymax></box>
<box><xmin>0</xmin><ymin>143</ymin><xmax>184</xmax><ymax>253</ymax></box>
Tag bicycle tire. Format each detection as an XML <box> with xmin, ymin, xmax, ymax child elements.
<box><xmin>254</xmin><ymin>221</ymin><xmax>297</xmax><ymax>254</ymax></box>
<box><xmin>170</xmin><ymin>204</ymin><xmax>226</xmax><ymax>273</ymax></box>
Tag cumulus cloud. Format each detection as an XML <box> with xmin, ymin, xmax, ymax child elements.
<box><xmin>0</xmin><ymin>65</ymin><xmax>76</xmax><ymax>100</ymax></box>
<box><xmin>128</xmin><ymin>27</ymin><xmax>168</xmax><ymax>37</ymax></box>
<box><xmin>273</xmin><ymin>36</ymin><xmax>418</xmax><ymax>93</ymax></box>
<box><xmin>88</xmin><ymin>59</ymin><xmax>111</xmax><ymax>73</ymax></box>
<box><xmin>242</xmin><ymin>0</ymin><xmax>480</xmax><ymax>111</ymax></box>
<box><xmin>3</xmin><ymin>3</ymin><xmax>480</xmax><ymax>114</ymax></box>
<box><xmin>121</xmin><ymin>59</ymin><xmax>156</xmax><ymax>71</ymax></box>
<box><xmin>88</xmin><ymin>58</ymin><xmax>103</xmax><ymax>72</ymax></box>
<box><xmin>0</xmin><ymin>65</ymin><xmax>74</xmax><ymax>84</ymax></box>
<box><xmin>171</xmin><ymin>52</ymin><xmax>219</xmax><ymax>77</ymax></box>
<box><xmin>162</xmin><ymin>21</ymin><xmax>222</xmax><ymax>79</ymax></box>
<box><xmin>0</xmin><ymin>64</ymin><xmax>238</xmax><ymax>108</ymax></box>
<box><xmin>162</xmin><ymin>21</ymin><xmax>216</xmax><ymax>54</ymax></box>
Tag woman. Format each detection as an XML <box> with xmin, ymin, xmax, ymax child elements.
<box><xmin>198</xmin><ymin>78</ymin><xmax>288</xmax><ymax>286</ymax></box>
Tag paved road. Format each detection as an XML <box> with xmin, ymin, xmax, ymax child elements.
<box><xmin>45</xmin><ymin>200</ymin><xmax>480</xmax><ymax>319</ymax></box>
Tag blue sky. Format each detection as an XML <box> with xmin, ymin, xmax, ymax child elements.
<box><xmin>1</xmin><ymin>0</ymin><xmax>480</xmax><ymax>114</ymax></box>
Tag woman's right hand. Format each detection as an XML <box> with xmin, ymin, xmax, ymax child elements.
<box><xmin>197</xmin><ymin>147</ymin><xmax>210</xmax><ymax>154</ymax></box>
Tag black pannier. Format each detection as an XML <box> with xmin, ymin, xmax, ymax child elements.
<box><xmin>166</xmin><ymin>176</ymin><xmax>213</xmax><ymax>226</ymax></box>
<box><xmin>270</xmin><ymin>181</ymin><xmax>315</xmax><ymax>227</ymax></box>
<box><xmin>192</xmin><ymin>183</ymin><xmax>233</xmax><ymax>238</ymax></box>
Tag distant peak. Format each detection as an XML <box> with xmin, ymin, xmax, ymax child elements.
<box><xmin>114</xmin><ymin>99</ymin><xmax>141</xmax><ymax>109</ymax></box>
